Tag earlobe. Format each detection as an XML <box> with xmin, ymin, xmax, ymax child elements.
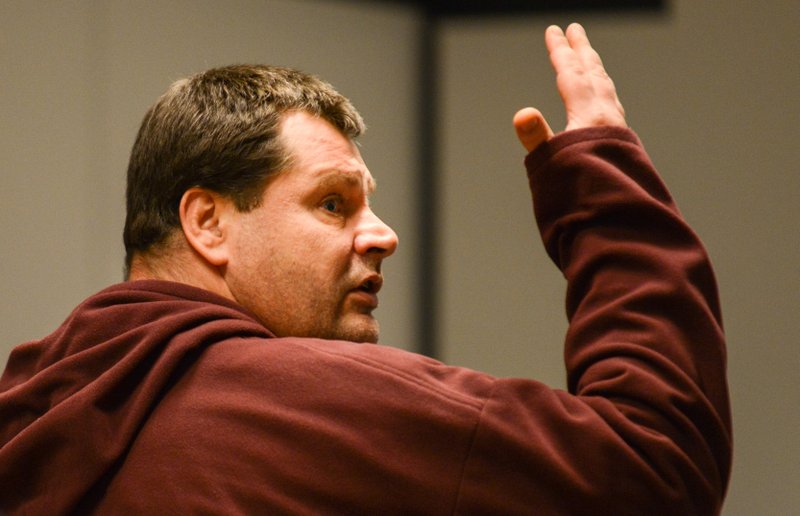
<box><xmin>179</xmin><ymin>188</ymin><xmax>231</xmax><ymax>267</ymax></box>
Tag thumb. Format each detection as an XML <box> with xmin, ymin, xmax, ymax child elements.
<box><xmin>513</xmin><ymin>107</ymin><xmax>554</xmax><ymax>153</ymax></box>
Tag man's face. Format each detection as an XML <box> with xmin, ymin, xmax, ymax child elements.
<box><xmin>223</xmin><ymin>111</ymin><xmax>398</xmax><ymax>343</ymax></box>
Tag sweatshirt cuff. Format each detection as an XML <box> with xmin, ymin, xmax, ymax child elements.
<box><xmin>524</xmin><ymin>126</ymin><xmax>642</xmax><ymax>177</ymax></box>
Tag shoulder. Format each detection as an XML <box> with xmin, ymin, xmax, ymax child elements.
<box><xmin>196</xmin><ymin>336</ymin><xmax>494</xmax><ymax>411</ymax></box>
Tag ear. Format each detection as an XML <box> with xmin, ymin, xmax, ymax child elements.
<box><xmin>179</xmin><ymin>188</ymin><xmax>233</xmax><ymax>267</ymax></box>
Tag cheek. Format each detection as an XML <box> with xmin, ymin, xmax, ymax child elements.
<box><xmin>300</xmin><ymin>244</ymin><xmax>352</xmax><ymax>286</ymax></box>
<box><xmin>235</xmin><ymin>212</ymin><xmax>355</xmax><ymax>281</ymax></box>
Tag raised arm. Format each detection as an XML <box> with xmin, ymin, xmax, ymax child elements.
<box><xmin>456</xmin><ymin>24</ymin><xmax>732</xmax><ymax>514</ymax></box>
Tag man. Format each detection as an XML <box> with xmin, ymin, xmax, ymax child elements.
<box><xmin>0</xmin><ymin>24</ymin><xmax>731</xmax><ymax>514</ymax></box>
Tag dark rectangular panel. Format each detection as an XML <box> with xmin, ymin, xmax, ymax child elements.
<box><xmin>363</xmin><ymin>0</ymin><xmax>664</xmax><ymax>17</ymax></box>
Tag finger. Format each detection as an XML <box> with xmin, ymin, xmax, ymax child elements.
<box><xmin>545</xmin><ymin>25</ymin><xmax>594</xmax><ymax>127</ymax></box>
<box><xmin>565</xmin><ymin>24</ymin><xmax>621</xmax><ymax>107</ymax></box>
<box><xmin>545</xmin><ymin>25</ymin><xmax>592</xmax><ymax>102</ymax></box>
<box><xmin>544</xmin><ymin>24</ymin><xmax>564</xmax><ymax>55</ymax></box>
<box><xmin>548</xmin><ymin>23</ymin><xmax>627</xmax><ymax>131</ymax></box>
<box><xmin>566</xmin><ymin>23</ymin><xmax>623</xmax><ymax>107</ymax></box>
<box><xmin>544</xmin><ymin>25</ymin><xmax>569</xmax><ymax>58</ymax></box>
<box><xmin>513</xmin><ymin>107</ymin><xmax>554</xmax><ymax>152</ymax></box>
<box><xmin>545</xmin><ymin>25</ymin><xmax>581</xmax><ymax>78</ymax></box>
<box><xmin>565</xmin><ymin>23</ymin><xmax>607</xmax><ymax>81</ymax></box>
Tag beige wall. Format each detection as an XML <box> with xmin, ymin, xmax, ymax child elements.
<box><xmin>2</xmin><ymin>1</ymin><xmax>798</xmax><ymax>514</ymax></box>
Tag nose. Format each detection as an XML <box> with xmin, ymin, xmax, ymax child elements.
<box><xmin>354</xmin><ymin>208</ymin><xmax>398</xmax><ymax>258</ymax></box>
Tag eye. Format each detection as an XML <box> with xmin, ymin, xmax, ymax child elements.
<box><xmin>321</xmin><ymin>195</ymin><xmax>343</xmax><ymax>214</ymax></box>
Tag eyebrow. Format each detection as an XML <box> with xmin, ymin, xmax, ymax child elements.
<box><xmin>316</xmin><ymin>170</ymin><xmax>376</xmax><ymax>195</ymax></box>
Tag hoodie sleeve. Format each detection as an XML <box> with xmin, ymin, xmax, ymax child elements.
<box><xmin>455</xmin><ymin>127</ymin><xmax>732</xmax><ymax>515</ymax></box>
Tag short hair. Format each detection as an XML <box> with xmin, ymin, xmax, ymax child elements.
<box><xmin>123</xmin><ymin>64</ymin><xmax>365</xmax><ymax>273</ymax></box>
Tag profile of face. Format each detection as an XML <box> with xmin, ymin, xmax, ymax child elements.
<box><xmin>223</xmin><ymin>111</ymin><xmax>398</xmax><ymax>343</ymax></box>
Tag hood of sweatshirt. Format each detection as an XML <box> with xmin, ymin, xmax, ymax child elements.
<box><xmin>0</xmin><ymin>280</ymin><xmax>272</xmax><ymax>514</ymax></box>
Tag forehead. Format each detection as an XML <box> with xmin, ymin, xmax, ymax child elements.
<box><xmin>279</xmin><ymin>111</ymin><xmax>375</xmax><ymax>193</ymax></box>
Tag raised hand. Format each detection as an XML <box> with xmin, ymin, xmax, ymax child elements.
<box><xmin>514</xmin><ymin>23</ymin><xmax>628</xmax><ymax>153</ymax></box>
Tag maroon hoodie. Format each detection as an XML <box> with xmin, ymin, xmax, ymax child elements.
<box><xmin>0</xmin><ymin>127</ymin><xmax>731</xmax><ymax>514</ymax></box>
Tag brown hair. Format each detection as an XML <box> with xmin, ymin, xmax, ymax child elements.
<box><xmin>123</xmin><ymin>64</ymin><xmax>364</xmax><ymax>273</ymax></box>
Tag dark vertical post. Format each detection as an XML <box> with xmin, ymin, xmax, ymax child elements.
<box><xmin>416</xmin><ymin>11</ymin><xmax>439</xmax><ymax>358</ymax></box>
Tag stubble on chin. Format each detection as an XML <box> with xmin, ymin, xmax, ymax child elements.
<box><xmin>320</xmin><ymin>283</ymin><xmax>381</xmax><ymax>343</ymax></box>
<box><xmin>323</xmin><ymin>313</ymin><xmax>380</xmax><ymax>344</ymax></box>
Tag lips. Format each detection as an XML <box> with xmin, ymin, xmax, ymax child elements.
<box><xmin>357</xmin><ymin>275</ymin><xmax>382</xmax><ymax>295</ymax></box>
<box><xmin>349</xmin><ymin>274</ymin><xmax>382</xmax><ymax>309</ymax></box>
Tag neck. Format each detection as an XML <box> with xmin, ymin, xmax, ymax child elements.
<box><xmin>128</xmin><ymin>246</ymin><xmax>235</xmax><ymax>302</ymax></box>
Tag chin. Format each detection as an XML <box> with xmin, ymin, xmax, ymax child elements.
<box><xmin>345</xmin><ymin>328</ymin><xmax>379</xmax><ymax>344</ymax></box>
<box><xmin>331</xmin><ymin>314</ymin><xmax>380</xmax><ymax>344</ymax></box>
<box><xmin>336</xmin><ymin>319</ymin><xmax>380</xmax><ymax>344</ymax></box>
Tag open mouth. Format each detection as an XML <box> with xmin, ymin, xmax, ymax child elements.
<box><xmin>355</xmin><ymin>275</ymin><xmax>382</xmax><ymax>296</ymax></box>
